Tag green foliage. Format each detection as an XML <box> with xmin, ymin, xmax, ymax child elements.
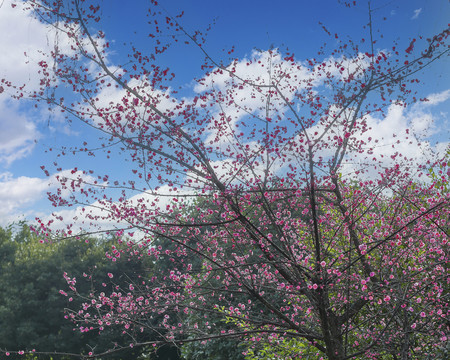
<box><xmin>181</xmin><ymin>338</ymin><xmax>245</xmax><ymax>360</ymax></box>
<box><xmin>180</xmin><ymin>307</ymin><xmax>245</xmax><ymax>360</ymax></box>
<box><xmin>243</xmin><ymin>337</ymin><xmax>321</xmax><ymax>360</ymax></box>
<box><xmin>428</xmin><ymin>149</ymin><xmax>449</xmax><ymax>193</ymax></box>
<box><xmin>0</xmin><ymin>223</ymin><xmax>152</xmax><ymax>359</ymax></box>
<box><xmin>214</xmin><ymin>306</ymin><xmax>317</xmax><ymax>360</ymax></box>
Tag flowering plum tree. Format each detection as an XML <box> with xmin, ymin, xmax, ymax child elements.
<box><xmin>3</xmin><ymin>0</ymin><xmax>449</xmax><ymax>359</ymax></box>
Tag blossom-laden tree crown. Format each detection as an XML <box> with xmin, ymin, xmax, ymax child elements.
<box><xmin>2</xmin><ymin>0</ymin><xmax>449</xmax><ymax>359</ymax></box>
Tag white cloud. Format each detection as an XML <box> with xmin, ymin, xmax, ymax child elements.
<box><xmin>39</xmin><ymin>184</ymin><xmax>197</xmax><ymax>240</ymax></box>
<box><xmin>0</xmin><ymin>98</ymin><xmax>39</xmax><ymax>165</ymax></box>
<box><xmin>0</xmin><ymin>1</ymin><xmax>51</xmax><ymax>89</ymax></box>
<box><xmin>192</xmin><ymin>50</ymin><xmax>313</xmax><ymax>150</ymax></box>
<box><xmin>339</xmin><ymin>91</ymin><xmax>449</xmax><ymax>180</ymax></box>
<box><xmin>0</xmin><ymin>172</ymin><xmax>50</xmax><ymax>225</ymax></box>
<box><xmin>41</xmin><ymin>201</ymin><xmax>122</xmax><ymax>236</ymax></box>
<box><xmin>411</xmin><ymin>8</ymin><xmax>422</xmax><ymax>20</ymax></box>
<box><xmin>407</xmin><ymin>90</ymin><xmax>450</xmax><ymax>139</ymax></box>
<box><xmin>88</xmin><ymin>76</ymin><xmax>179</xmax><ymax>132</ymax></box>
<box><xmin>0</xmin><ymin>0</ymin><xmax>51</xmax><ymax>165</ymax></box>
<box><xmin>192</xmin><ymin>49</ymin><xmax>376</xmax><ymax>154</ymax></box>
<box><xmin>0</xmin><ymin>0</ymin><xmax>109</xmax><ymax>166</ymax></box>
<box><xmin>421</xmin><ymin>89</ymin><xmax>450</xmax><ymax>106</ymax></box>
<box><xmin>282</xmin><ymin>88</ymin><xmax>450</xmax><ymax>182</ymax></box>
<box><xmin>0</xmin><ymin>168</ymin><xmax>100</xmax><ymax>226</ymax></box>
<box><xmin>0</xmin><ymin>0</ymin><xmax>105</xmax><ymax>88</ymax></box>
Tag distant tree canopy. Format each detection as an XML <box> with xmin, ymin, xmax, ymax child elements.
<box><xmin>0</xmin><ymin>223</ymin><xmax>157</xmax><ymax>360</ymax></box>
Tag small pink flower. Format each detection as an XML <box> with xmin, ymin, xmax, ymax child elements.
<box><xmin>107</xmin><ymin>273</ymin><xmax>113</xmax><ymax>278</ymax></box>
<box><xmin>384</xmin><ymin>295</ymin><xmax>391</xmax><ymax>302</ymax></box>
<box><xmin>411</xmin><ymin>323</ymin><xmax>416</xmax><ymax>329</ymax></box>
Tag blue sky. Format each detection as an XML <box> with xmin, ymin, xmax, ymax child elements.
<box><xmin>0</xmin><ymin>0</ymin><xmax>448</xmax><ymax>228</ymax></box>
<box><xmin>99</xmin><ymin>0</ymin><xmax>449</xmax><ymax>87</ymax></box>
